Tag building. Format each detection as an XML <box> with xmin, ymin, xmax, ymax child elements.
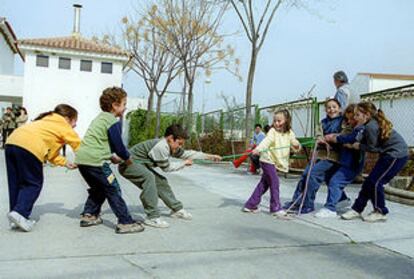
<box><xmin>351</xmin><ymin>72</ymin><xmax>414</xmax><ymax>95</ymax></box>
<box><xmin>0</xmin><ymin>17</ymin><xmax>24</xmax><ymax>111</ymax></box>
<box><xmin>18</xmin><ymin>5</ymin><xmax>130</xmax><ymax>136</ymax></box>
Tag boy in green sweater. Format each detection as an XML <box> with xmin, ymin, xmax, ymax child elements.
<box><xmin>119</xmin><ymin>124</ymin><xmax>221</xmax><ymax>228</ymax></box>
<box><xmin>75</xmin><ymin>87</ymin><xmax>144</xmax><ymax>234</ymax></box>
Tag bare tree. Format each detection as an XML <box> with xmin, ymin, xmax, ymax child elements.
<box><xmin>230</xmin><ymin>0</ymin><xmax>292</xmax><ymax>144</ymax></box>
<box><xmin>120</xmin><ymin>4</ymin><xmax>182</xmax><ymax>137</ymax></box>
<box><xmin>154</xmin><ymin>0</ymin><xmax>240</xmax><ymax>130</ymax></box>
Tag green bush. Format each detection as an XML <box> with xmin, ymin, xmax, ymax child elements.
<box><xmin>127</xmin><ymin>109</ymin><xmax>184</xmax><ymax>147</ymax></box>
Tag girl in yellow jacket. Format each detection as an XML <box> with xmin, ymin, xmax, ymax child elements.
<box><xmin>243</xmin><ymin>109</ymin><xmax>301</xmax><ymax>218</ymax></box>
<box><xmin>5</xmin><ymin>104</ymin><xmax>81</xmax><ymax>232</ymax></box>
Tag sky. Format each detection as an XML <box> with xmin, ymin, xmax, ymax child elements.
<box><xmin>2</xmin><ymin>0</ymin><xmax>414</xmax><ymax>112</ymax></box>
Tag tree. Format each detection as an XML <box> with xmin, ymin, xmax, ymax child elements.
<box><xmin>120</xmin><ymin>4</ymin><xmax>182</xmax><ymax>137</ymax></box>
<box><xmin>153</xmin><ymin>0</ymin><xmax>240</xmax><ymax>131</ymax></box>
<box><xmin>230</xmin><ymin>0</ymin><xmax>290</xmax><ymax>144</ymax></box>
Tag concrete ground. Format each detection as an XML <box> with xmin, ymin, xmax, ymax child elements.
<box><xmin>1</xmin><ymin>151</ymin><xmax>414</xmax><ymax>279</ymax></box>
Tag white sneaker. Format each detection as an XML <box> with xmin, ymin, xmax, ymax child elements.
<box><xmin>242</xmin><ymin>207</ymin><xmax>260</xmax><ymax>213</ymax></box>
<box><xmin>341</xmin><ymin>209</ymin><xmax>362</xmax><ymax>220</ymax></box>
<box><xmin>144</xmin><ymin>217</ymin><xmax>170</xmax><ymax>228</ymax></box>
<box><xmin>314</xmin><ymin>208</ymin><xmax>337</xmax><ymax>218</ymax></box>
<box><xmin>363</xmin><ymin>211</ymin><xmax>387</xmax><ymax>223</ymax></box>
<box><xmin>7</xmin><ymin>211</ymin><xmax>35</xmax><ymax>232</ymax></box>
<box><xmin>336</xmin><ymin>198</ymin><xmax>352</xmax><ymax>209</ymax></box>
<box><xmin>170</xmin><ymin>209</ymin><xmax>192</xmax><ymax>220</ymax></box>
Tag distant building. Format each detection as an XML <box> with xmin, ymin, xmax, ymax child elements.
<box><xmin>351</xmin><ymin>72</ymin><xmax>414</xmax><ymax>95</ymax></box>
<box><xmin>18</xmin><ymin>5</ymin><xmax>130</xmax><ymax>136</ymax></box>
<box><xmin>0</xmin><ymin>17</ymin><xmax>24</xmax><ymax>111</ymax></box>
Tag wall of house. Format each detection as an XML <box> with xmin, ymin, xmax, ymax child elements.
<box><xmin>22</xmin><ymin>51</ymin><xmax>125</xmax><ymax>136</ymax></box>
<box><xmin>0</xmin><ymin>35</ymin><xmax>15</xmax><ymax>75</ymax></box>
<box><xmin>371</xmin><ymin>78</ymin><xmax>414</xmax><ymax>92</ymax></box>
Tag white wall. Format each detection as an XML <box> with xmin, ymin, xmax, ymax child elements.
<box><xmin>371</xmin><ymin>78</ymin><xmax>414</xmax><ymax>92</ymax></box>
<box><xmin>0</xmin><ymin>74</ymin><xmax>23</xmax><ymax>97</ymax></box>
<box><xmin>350</xmin><ymin>74</ymin><xmax>370</xmax><ymax>96</ymax></box>
<box><xmin>0</xmin><ymin>35</ymin><xmax>15</xmax><ymax>75</ymax></box>
<box><xmin>23</xmin><ymin>51</ymin><xmax>125</xmax><ymax>136</ymax></box>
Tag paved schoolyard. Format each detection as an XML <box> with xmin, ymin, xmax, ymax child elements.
<box><xmin>1</xmin><ymin>151</ymin><xmax>413</xmax><ymax>279</ymax></box>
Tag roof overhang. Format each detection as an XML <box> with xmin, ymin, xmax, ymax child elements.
<box><xmin>0</xmin><ymin>18</ymin><xmax>24</xmax><ymax>61</ymax></box>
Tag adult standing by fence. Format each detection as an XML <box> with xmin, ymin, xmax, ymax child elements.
<box><xmin>333</xmin><ymin>71</ymin><xmax>357</xmax><ymax>108</ymax></box>
<box><xmin>16</xmin><ymin>107</ymin><xmax>28</xmax><ymax>128</ymax></box>
<box><xmin>2</xmin><ymin>107</ymin><xmax>16</xmax><ymax>148</ymax></box>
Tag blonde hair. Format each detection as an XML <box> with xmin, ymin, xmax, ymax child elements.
<box><xmin>273</xmin><ymin>109</ymin><xmax>291</xmax><ymax>133</ymax></box>
<box><xmin>356</xmin><ymin>101</ymin><xmax>393</xmax><ymax>141</ymax></box>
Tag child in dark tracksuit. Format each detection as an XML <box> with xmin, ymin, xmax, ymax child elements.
<box><xmin>75</xmin><ymin>87</ymin><xmax>144</xmax><ymax>234</ymax></box>
<box><xmin>284</xmin><ymin>98</ymin><xmax>343</xmax><ymax>214</ymax></box>
<box><xmin>339</xmin><ymin>102</ymin><xmax>408</xmax><ymax>222</ymax></box>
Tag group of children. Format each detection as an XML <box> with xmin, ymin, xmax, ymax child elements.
<box><xmin>5</xmin><ymin>86</ymin><xmax>221</xmax><ymax>234</ymax></box>
<box><xmin>243</xmin><ymin>97</ymin><xmax>408</xmax><ymax>223</ymax></box>
<box><xmin>4</xmin><ymin>84</ymin><xmax>409</xmax><ymax>234</ymax></box>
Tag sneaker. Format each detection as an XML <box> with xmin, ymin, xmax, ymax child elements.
<box><xmin>80</xmin><ymin>214</ymin><xmax>103</xmax><ymax>227</ymax></box>
<box><xmin>144</xmin><ymin>217</ymin><xmax>170</xmax><ymax>228</ymax></box>
<box><xmin>341</xmin><ymin>209</ymin><xmax>362</xmax><ymax>220</ymax></box>
<box><xmin>283</xmin><ymin>201</ymin><xmax>298</xmax><ymax>211</ymax></box>
<box><xmin>7</xmin><ymin>211</ymin><xmax>34</xmax><ymax>232</ymax></box>
<box><xmin>170</xmin><ymin>209</ymin><xmax>192</xmax><ymax>220</ymax></box>
<box><xmin>314</xmin><ymin>208</ymin><xmax>337</xmax><ymax>218</ymax></box>
<box><xmin>115</xmin><ymin>222</ymin><xmax>145</xmax><ymax>234</ymax></box>
<box><xmin>336</xmin><ymin>198</ymin><xmax>352</xmax><ymax>209</ymax></box>
<box><xmin>242</xmin><ymin>207</ymin><xmax>260</xmax><ymax>213</ymax></box>
<box><xmin>363</xmin><ymin>211</ymin><xmax>387</xmax><ymax>223</ymax></box>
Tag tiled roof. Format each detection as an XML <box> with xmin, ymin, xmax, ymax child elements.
<box><xmin>18</xmin><ymin>35</ymin><xmax>129</xmax><ymax>57</ymax></box>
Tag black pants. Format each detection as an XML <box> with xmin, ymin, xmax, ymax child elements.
<box><xmin>5</xmin><ymin>144</ymin><xmax>43</xmax><ymax>219</ymax></box>
<box><xmin>2</xmin><ymin>128</ymin><xmax>14</xmax><ymax>147</ymax></box>
<box><xmin>78</xmin><ymin>163</ymin><xmax>134</xmax><ymax>224</ymax></box>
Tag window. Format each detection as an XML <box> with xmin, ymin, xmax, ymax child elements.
<box><xmin>58</xmin><ymin>57</ymin><xmax>71</xmax><ymax>70</ymax></box>
<box><xmin>101</xmin><ymin>62</ymin><xmax>113</xmax><ymax>74</ymax></box>
<box><xmin>36</xmin><ymin>55</ymin><xmax>49</xmax><ymax>67</ymax></box>
<box><xmin>80</xmin><ymin>60</ymin><xmax>92</xmax><ymax>72</ymax></box>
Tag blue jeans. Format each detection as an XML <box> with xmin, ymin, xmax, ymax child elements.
<box><xmin>5</xmin><ymin>144</ymin><xmax>43</xmax><ymax>219</ymax></box>
<box><xmin>79</xmin><ymin>163</ymin><xmax>134</xmax><ymax>224</ymax></box>
<box><xmin>290</xmin><ymin>160</ymin><xmax>339</xmax><ymax>211</ymax></box>
<box><xmin>324</xmin><ymin>167</ymin><xmax>357</xmax><ymax>211</ymax></box>
<box><xmin>352</xmin><ymin>155</ymin><xmax>408</xmax><ymax>215</ymax></box>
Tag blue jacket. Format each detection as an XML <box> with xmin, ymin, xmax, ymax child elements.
<box><xmin>337</xmin><ymin>125</ymin><xmax>365</xmax><ymax>173</ymax></box>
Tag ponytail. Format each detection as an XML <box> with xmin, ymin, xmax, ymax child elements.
<box><xmin>375</xmin><ymin>109</ymin><xmax>393</xmax><ymax>141</ymax></box>
<box><xmin>34</xmin><ymin>104</ymin><xmax>78</xmax><ymax>121</ymax></box>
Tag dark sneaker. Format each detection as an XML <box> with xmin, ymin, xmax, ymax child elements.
<box><xmin>80</xmin><ymin>214</ymin><xmax>103</xmax><ymax>227</ymax></box>
<box><xmin>283</xmin><ymin>201</ymin><xmax>298</xmax><ymax>211</ymax></box>
<box><xmin>115</xmin><ymin>222</ymin><xmax>145</xmax><ymax>234</ymax></box>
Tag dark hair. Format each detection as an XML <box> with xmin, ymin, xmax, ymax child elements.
<box><xmin>254</xmin><ymin>123</ymin><xmax>262</xmax><ymax>129</ymax></box>
<box><xmin>333</xmin><ymin>71</ymin><xmax>348</xmax><ymax>84</ymax></box>
<box><xmin>325</xmin><ymin>98</ymin><xmax>342</xmax><ymax>108</ymax></box>
<box><xmin>343</xmin><ymin>104</ymin><xmax>356</xmax><ymax>121</ymax></box>
<box><xmin>100</xmin><ymin>86</ymin><xmax>127</xmax><ymax>112</ymax></box>
<box><xmin>20</xmin><ymin>107</ymin><xmax>27</xmax><ymax>115</ymax></box>
<box><xmin>164</xmin><ymin>124</ymin><xmax>189</xmax><ymax>140</ymax></box>
<box><xmin>274</xmin><ymin>109</ymin><xmax>292</xmax><ymax>133</ymax></box>
<box><xmin>264</xmin><ymin>124</ymin><xmax>271</xmax><ymax>134</ymax></box>
<box><xmin>6</xmin><ymin>107</ymin><xmax>12</xmax><ymax>111</ymax></box>
<box><xmin>356</xmin><ymin>101</ymin><xmax>393</xmax><ymax>141</ymax></box>
<box><xmin>34</xmin><ymin>104</ymin><xmax>78</xmax><ymax>121</ymax></box>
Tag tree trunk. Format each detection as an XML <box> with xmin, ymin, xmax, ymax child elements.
<box><xmin>145</xmin><ymin>89</ymin><xmax>155</xmax><ymax>127</ymax></box>
<box><xmin>155</xmin><ymin>95</ymin><xmax>163</xmax><ymax>138</ymax></box>
<box><xmin>186</xmin><ymin>80</ymin><xmax>194</xmax><ymax>132</ymax></box>
<box><xmin>245</xmin><ymin>45</ymin><xmax>258</xmax><ymax>147</ymax></box>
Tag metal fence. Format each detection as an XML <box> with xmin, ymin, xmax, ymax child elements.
<box><xmin>360</xmin><ymin>84</ymin><xmax>414</xmax><ymax>146</ymax></box>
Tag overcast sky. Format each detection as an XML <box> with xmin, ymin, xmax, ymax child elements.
<box><xmin>2</xmin><ymin>0</ymin><xmax>414</xmax><ymax>112</ymax></box>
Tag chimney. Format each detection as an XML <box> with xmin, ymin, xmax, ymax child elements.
<box><xmin>72</xmin><ymin>4</ymin><xmax>82</xmax><ymax>37</ymax></box>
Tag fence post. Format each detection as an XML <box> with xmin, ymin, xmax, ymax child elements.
<box><xmin>219</xmin><ymin>110</ymin><xmax>224</xmax><ymax>130</ymax></box>
<box><xmin>312</xmin><ymin>97</ymin><xmax>319</xmax><ymax>137</ymax></box>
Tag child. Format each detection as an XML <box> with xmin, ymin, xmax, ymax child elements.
<box><xmin>119</xmin><ymin>124</ymin><xmax>221</xmax><ymax>228</ymax></box>
<box><xmin>314</xmin><ymin>104</ymin><xmax>365</xmax><ymax>218</ymax></box>
<box><xmin>339</xmin><ymin>102</ymin><xmax>408</xmax><ymax>222</ymax></box>
<box><xmin>75</xmin><ymin>87</ymin><xmax>144</xmax><ymax>234</ymax></box>
<box><xmin>5</xmin><ymin>104</ymin><xmax>80</xmax><ymax>232</ymax></box>
<box><xmin>283</xmin><ymin>98</ymin><xmax>343</xmax><ymax>214</ymax></box>
<box><xmin>243</xmin><ymin>109</ymin><xmax>301</xmax><ymax>218</ymax></box>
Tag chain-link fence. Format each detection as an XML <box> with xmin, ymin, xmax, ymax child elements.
<box><xmin>360</xmin><ymin>84</ymin><xmax>414</xmax><ymax>146</ymax></box>
<box><xmin>200</xmin><ymin>109</ymin><xmax>222</xmax><ymax>135</ymax></box>
<box><xmin>222</xmin><ymin>105</ymin><xmax>257</xmax><ymax>140</ymax></box>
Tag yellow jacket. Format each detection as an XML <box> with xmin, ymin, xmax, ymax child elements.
<box><xmin>255</xmin><ymin>128</ymin><xmax>301</xmax><ymax>173</ymax></box>
<box><xmin>6</xmin><ymin>113</ymin><xmax>81</xmax><ymax>166</ymax></box>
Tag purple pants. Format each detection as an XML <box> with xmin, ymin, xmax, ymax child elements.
<box><xmin>245</xmin><ymin>162</ymin><xmax>281</xmax><ymax>212</ymax></box>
